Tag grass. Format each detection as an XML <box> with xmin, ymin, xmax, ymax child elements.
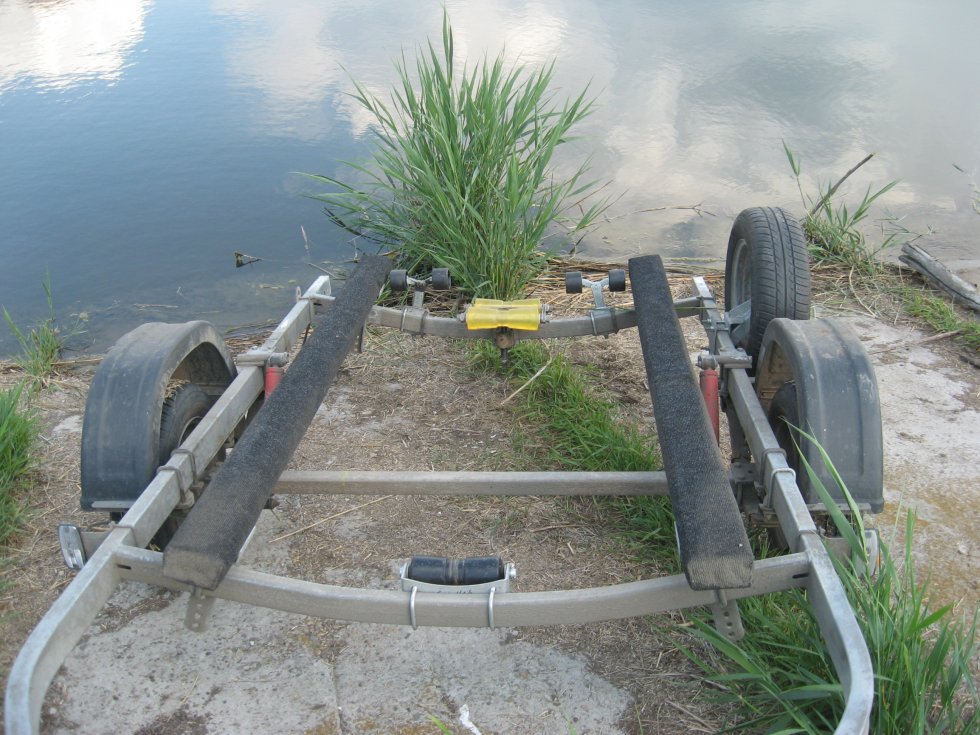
<box><xmin>475</xmin><ymin>339</ymin><xmax>676</xmax><ymax>560</ymax></box>
<box><xmin>899</xmin><ymin>285</ymin><xmax>980</xmax><ymax>351</ymax></box>
<box><xmin>3</xmin><ymin>278</ymin><xmax>63</xmax><ymax>392</ymax></box>
<box><xmin>0</xmin><ymin>382</ymin><xmax>38</xmax><ymax>549</ymax></box>
<box><xmin>681</xmin><ymin>428</ymin><xmax>978</xmax><ymax>734</ymax></box>
<box><xmin>783</xmin><ymin>141</ymin><xmax>900</xmax><ymax>275</ymax></box>
<box><xmin>306</xmin><ymin>12</ymin><xmax>610</xmax><ymax>300</ymax></box>
<box><xmin>1</xmin><ymin>280</ymin><xmax>63</xmax><ymax>552</ymax></box>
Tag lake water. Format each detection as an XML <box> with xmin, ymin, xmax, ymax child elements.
<box><xmin>2</xmin><ymin>0</ymin><xmax>979</xmax><ymax>355</ymax></box>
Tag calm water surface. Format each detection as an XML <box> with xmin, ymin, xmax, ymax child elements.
<box><xmin>2</xmin><ymin>0</ymin><xmax>979</xmax><ymax>355</ymax></box>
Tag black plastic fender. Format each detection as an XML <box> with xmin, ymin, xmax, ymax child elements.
<box><xmin>80</xmin><ymin>321</ymin><xmax>237</xmax><ymax>511</ymax></box>
<box><xmin>755</xmin><ymin>318</ymin><xmax>883</xmax><ymax>512</ymax></box>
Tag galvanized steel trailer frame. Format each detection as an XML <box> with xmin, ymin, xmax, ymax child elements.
<box><xmin>5</xmin><ymin>274</ymin><xmax>874</xmax><ymax>734</ymax></box>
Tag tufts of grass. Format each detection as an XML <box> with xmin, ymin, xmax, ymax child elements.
<box><xmin>427</xmin><ymin>714</ymin><xmax>454</xmax><ymax>734</ymax></box>
<box><xmin>476</xmin><ymin>340</ymin><xmax>676</xmax><ymax>557</ymax></box>
<box><xmin>784</xmin><ymin>141</ymin><xmax>900</xmax><ymax>274</ymax></box>
<box><xmin>0</xmin><ymin>382</ymin><xmax>38</xmax><ymax>548</ymax></box>
<box><xmin>682</xmin><ymin>427</ymin><xmax>979</xmax><ymax>734</ymax></box>
<box><xmin>1</xmin><ymin>279</ymin><xmax>63</xmax><ymax>550</ymax></box>
<box><xmin>3</xmin><ymin>278</ymin><xmax>62</xmax><ymax>392</ymax></box>
<box><xmin>900</xmin><ymin>286</ymin><xmax>980</xmax><ymax>351</ymax></box>
<box><xmin>306</xmin><ymin>13</ymin><xmax>610</xmax><ymax>300</ymax></box>
<box><xmin>784</xmin><ymin>144</ymin><xmax>977</xmax><ymax>352</ymax></box>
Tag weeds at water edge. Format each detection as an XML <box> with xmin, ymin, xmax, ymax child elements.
<box><xmin>783</xmin><ymin>141</ymin><xmax>901</xmax><ymax>275</ymax></box>
<box><xmin>0</xmin><ymin>382</ymin><xmax>38</xmax><ymax>550</ymax></box>
<box><xmin>306</xmin><ymin>12</ymin><xmax>610</xmax><ymax>300</ymax></box>
<box><xmin>785</xmin><ymin>144</ymin><xmax>978</xmax><ymax>353</ymax></box>
<box><xmin>1</xmin><ymin>279</ymin><xmax>65</xmax><ymax>552</ymax></box>
<box><xmin>3</xmin><ymin>278</ymin><xmax>63</xmax><ymax>392</ymax></box>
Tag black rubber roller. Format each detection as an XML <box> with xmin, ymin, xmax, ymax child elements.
<box><xmin>406</xmin><ymin>556</ymin><xmax>505</xmax><ymax>585</ymax></box>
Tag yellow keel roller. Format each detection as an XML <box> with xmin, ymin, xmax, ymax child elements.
<box><xmin>465</xmin><ymin>298</ymin><xmax>542</xmax><ymax>331</ymax></box>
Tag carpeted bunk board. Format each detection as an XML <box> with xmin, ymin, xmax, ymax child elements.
<box><xmin>628</xmin><ymin>255</ymin><xmax>753</xmax><ymax>590</ymax></box>
<box><xmin>163</xmin><ymin>255</ymin><xmax>392</xmax><ymax>589</ymax></box>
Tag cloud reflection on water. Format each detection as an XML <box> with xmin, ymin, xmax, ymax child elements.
<box><xmin>206</xmin><ymin>0</ymin><xmax>949</xmax><ymax>245</ymax></box>
<box><xmin>0</xmin><ymin>0</ymin><xmax>147</xmax><ymax>93</ymax></box>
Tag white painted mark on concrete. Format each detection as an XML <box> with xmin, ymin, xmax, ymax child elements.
<box><xmin>459</xmin><ymin>704</ymin><xmax>482</xmax><ymax>735</ymax></box>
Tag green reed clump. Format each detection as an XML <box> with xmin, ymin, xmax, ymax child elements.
<box><xmin>784</xmin><ymin>142</ymin><xmax>899</xmax><ymax>274</ymax></box>
<box><xmin>0</xmin><ymin>382</ymin><xmax>38</xmax><ymax>548</ymax></box>
<box><xmin>307</xmin><ymin>14</ymin><xmax>609</xmax><ymax>300</ymax></box>
<box><xmin>683</xmin><ymin>428</ymin><xmax>978</xmax><ymax>734</ymax></box>
<box><xmin>3</xmin><ymin>278</ymin><xmax>62</xmax><ymax>392</ymax></box>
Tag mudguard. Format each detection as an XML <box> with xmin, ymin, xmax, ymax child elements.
<box><xmin>80</xmin><ymin>321</ymin><xmax>237</xmax><ymax>511</ymax></box>
<box><xmin>755</xmin><ymin>318</ymin><xmax>883</xmax><ymax>512</ymax></box>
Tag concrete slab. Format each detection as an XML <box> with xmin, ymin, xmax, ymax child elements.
<box><xmin>44</xmin><ymin>512</ymin><xmax>631</xmax><ymax>734</ymax></box>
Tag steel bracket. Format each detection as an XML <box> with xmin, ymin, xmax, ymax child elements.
<box><xmin>709</xmin><ymin>588</ymin><xmax>745</xmax><ymax>641</ymax></box>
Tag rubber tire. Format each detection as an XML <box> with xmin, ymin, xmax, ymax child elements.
<box><xmin>724</xmin><ymin>207</ymin><xmax>811</xmax><ymax>363</ymax></box>
<box><xmin>111</xmin><ymin>384</ymin><xmax>214</xmax><ymax>550</ymax></box>
<box><xmin>608</xmin><ymin>269</ymin><xmax>626</xmax><ymax>292</ymax></box>
<box><xmin>431</xmin><ymin>268</ymin><xmax>451</xmax><ymax>291</ymax></box>
<box><xmin>565</xmin><ymin>271</ymin><xmax>583</xmax><ymax>294</ymax></box>
<box><xmin>767</xmin><ymin>382</ymin><xmax>803</xmax><ymax>485</ymax></box>
<box><xmin>158</xmin><ymin>384</ymin><xmax>211</xmax><ymax>467</ymax></box>
<box><xmin>766</xmin><ymin>380</ymin><xmax>845</xmax><ymax>549</ymax></box>
<box><xmin>390</xmin><ymin>269</ymin><xmax>408</xmax><ymax>292</ymax></box>
<box><xmin>765</xmin><ymin>381</ymin><xmax>802</xmax><ymax>549</ymax></box>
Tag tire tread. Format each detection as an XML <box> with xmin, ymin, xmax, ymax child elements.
<box><xmin>725</xmin><ymin>206</ymin><xmax>811</xmax><ymax>362</ymax></box>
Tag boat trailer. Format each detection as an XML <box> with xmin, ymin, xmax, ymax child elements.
<box><xmin>5</xmin><ymin>207</ymin><xmax>883</xmax><ymax>733</ymax></box>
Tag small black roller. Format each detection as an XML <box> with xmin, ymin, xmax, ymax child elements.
<box><xmin>389</xmin><ymin>269</ymin><xmax>408</xmax><ymax>292</ymax></box>
<box><xmin>431</xmin><ymin>268</ymin><xmax>451</xmax><ymax>290</ymax></box>
<box><xmin>406</xmin><ymin>556</ymin><xmax>504</xmax><ymax>585</ymax></box>
<box><xmin>608</xmin><ymin>268</ymin><xmax>627</xmax><ymax>292</ymax></box>
<box><xmin>565</xmin><ymin>271</ymin><xmax>583</xmax><ymax>294</ymax></box>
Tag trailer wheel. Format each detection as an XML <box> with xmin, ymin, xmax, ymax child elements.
<box><xmin>111</xmin><ymin>383</ymin><xmax>217</xmax><ymax>549</ymax></box>
<box><xmin>762</xmin><ymin>381</ymin><xmax>803</xmax><ymax>549</ymax></box>
<box><xmin>159</xmin><ymin>384</ymin><xmax>212</xmax><ymax>465</ymax></box>
<box><xmin>767</xmin><ymin>381</ymin><xmax>802</xmax><ymax>480</ymax></box>
<box><xmin>725</xmin><ymin>207</ymin><xmax>811</xmax><ymax>364</ymax></box>
<box><xmin>153</xmin><ymin>384</ymin><xmax>218</xmax><ymax>548</ymax></box>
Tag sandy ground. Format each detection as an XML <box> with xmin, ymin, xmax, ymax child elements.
<box><xmin>835</xmin><ymin>314</ymin><xmax>979</xmax><ymax>605</ymax></box>
<box><xmin>1</xmin><ymin>280</ymin><xmax>978</xmax><ymax>734</ymax></box>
